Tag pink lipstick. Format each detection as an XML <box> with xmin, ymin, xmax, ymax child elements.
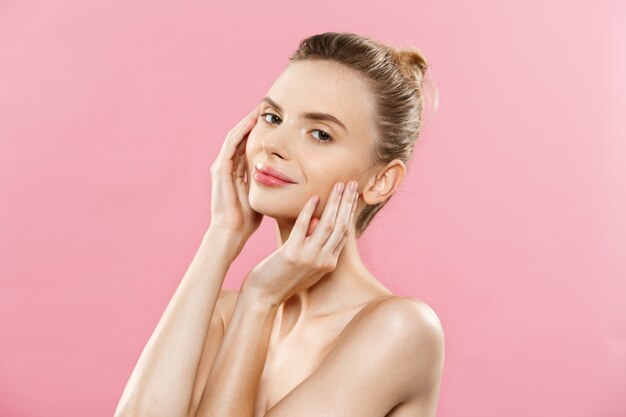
<box><xmin>254</xmin><ymin>162</ymin><xmax>297</xmax><ymax>187</ymax></box>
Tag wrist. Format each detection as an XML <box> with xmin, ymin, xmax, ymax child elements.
<box><xmin>202</xmin><ymin>226</ymin><xmax>243</xmax><ymax>261</ymax></box>
<box><xmin>240</xmin><ymin>279</ymin><xmax>282</xmax><ymax>309</ymax></box>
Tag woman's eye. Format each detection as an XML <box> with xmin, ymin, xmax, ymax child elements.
<box><xmin>260</xmin><ymin>112</ymin><xmax>281</xmax><ymax>124</ymax></box>
<box><xmin>311</xmin><ymin>129</ymin><xmax>333</xmax><ymax>143</ymax></box>
<box><xmin>260</xmin><ymin>111</ymin><xmax>333</xmax><ymax>145</ymax></box>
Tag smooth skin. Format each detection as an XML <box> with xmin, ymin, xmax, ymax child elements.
<box><xmin>114</xmin><ymin>106</ymin><xmax>264</xmax><ymax>417</ymax></box>
<box><xmin>114</xmin><ymin>60</ymin><xmax>444</xmax><ymax>417</ymax></box>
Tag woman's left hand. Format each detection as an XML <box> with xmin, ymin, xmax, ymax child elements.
<box><xmin>241</xmin><ymin>180</ymin><xmax>359</xmax><ymax>306</ymax></box>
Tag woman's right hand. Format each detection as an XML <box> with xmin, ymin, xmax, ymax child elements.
<box><xmin>208</xmin><ymin>104</ymin><xmax>263</xmax><ymax>256</ymax></box>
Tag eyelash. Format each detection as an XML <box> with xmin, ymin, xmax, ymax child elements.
<box><xmin>259</xmin><ymin>111</ymin><xmax>334</xmax><ymax>145</ymax></box>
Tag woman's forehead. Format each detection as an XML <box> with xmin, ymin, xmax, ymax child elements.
<box><xmin>272</xmin><ymin>60</ymin><xmax>367</xmax><ymax>100</ymax></box>
<box><xmin>265</xmin><ymin>61</ymin><xmax>376</xmax><ymax>131</ymax></box>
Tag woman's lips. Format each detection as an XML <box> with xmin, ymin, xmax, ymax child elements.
<box><xmin>253</xmin><ymin>162</ymin><xmax>297</xmax><ymax>187</ymax></box>
<box><xmin>253</xmin><ymin>168</ymin><xmax>296</xmax><ymax>187</ymax></box>
<box><xmin>254</xmin><ymin>162</ymin><xmax>296</xmax><ymax>183</ymax></box>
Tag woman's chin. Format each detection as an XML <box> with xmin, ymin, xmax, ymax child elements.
<box><xmin>248</xmin><ymin>192</ymin><xmax>303</xmax><ymax>221</ymax></box>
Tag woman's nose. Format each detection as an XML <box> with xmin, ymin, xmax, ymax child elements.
<box><xmin>262</xmin><ymin>126</ymin><xmax>292</xmax><ymax>158</ymax></box>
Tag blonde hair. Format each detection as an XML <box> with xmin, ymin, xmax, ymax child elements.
<box><xmin>288</xmin><ymin>32</ymin><xmax>439</xmax><ymax>237</ymax></box>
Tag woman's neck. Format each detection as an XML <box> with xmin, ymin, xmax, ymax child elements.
<box><xmin>272</xmin><ymin>220</ymin><xmax>391</xmax><ymax>332</ymax></box>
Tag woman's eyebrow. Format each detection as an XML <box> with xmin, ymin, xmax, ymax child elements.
<box><xmin>262</xmin><ymin>96</ymin><xmax>349</xmax><ymax>135</ymax></box>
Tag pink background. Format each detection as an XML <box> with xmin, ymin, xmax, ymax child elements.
<box><xmin>1</xmin><ymin>0</ymin><xmax>624</xmax><ymax>416</ymax></box>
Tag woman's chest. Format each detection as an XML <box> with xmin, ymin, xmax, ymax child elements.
<box><xmin>254</xmin><ymin>318</ymin><xmax>342</xmax><ymax>416</ymax></box>
<box><xmin>242</xmin><ymin>294</ymin><xmax>397</xmax><ymax>416</ymax></box>
<box><xmin>256</xmin><ymin>338</ymin><xmax>420</xmax><ymax>417</ymax></box>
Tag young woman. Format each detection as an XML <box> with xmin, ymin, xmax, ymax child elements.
<box><xmin>115</xmin><ymin>32</ymin><xmax>444</xmax><ymax>417</ymax></box>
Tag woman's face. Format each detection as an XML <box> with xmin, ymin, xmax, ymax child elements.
<box><xmin>245</xmin><ymin>60</ymin><xmax>379</xmax><ymax>221</ymax></box>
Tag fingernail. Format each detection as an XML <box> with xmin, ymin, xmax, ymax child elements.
<box><xmin>349</xmin><ymin>181</ymin><xmax>357</xmax><ymax>192</ymax></box>
<box><xmin>310</xmin><ymin>195</ymin><xmax>319</xmax><ymax>204</ymax></box>
<box><xmin>335</xmin><ymin>182</ymin><xmax>344</xmax><ymax>193</ymax></box>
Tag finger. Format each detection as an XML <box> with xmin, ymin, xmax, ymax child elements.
<box><xmin>243</xmin><ymin>160</ymin><xmax>251</xmax><ymax>194</ymax></box>
<box><xmin>234</xmin><ymin>138</ymin><xmax>248</xmax><ymax>181</ymax></box>
<box><xmin>306</xmin><ymin>217</ymin><xmax>319</xmax><ymax>237</ymax></box>
<box><xmin>307</xmin><ymin>182</ymin><xmax>346</xmax><ymax>247</ymax></box>
<box><xmin>289</xmin><ymin>194</ymin><xmax>320</xmax><ymax>243</ymax></box>
<box><xmin>234</xmin><ymin>143</ymin><xmax>252</xmax><ymax>202</ymax></box>
<box><xmin>231</xmin><ymin>104</ymin><xmax>261</xmax><ymax>138</ymax></box>
<box><xmin>333</xmin><ymin>191</ymin><xmax>359</xmax><ymax>257</ymax></box>
<box><xmin>333</xmin><ymin>230</ymin><xmax>349</xmax><ymax>259</ymax></box>
<box><xmin>234</xmin><ymin>147</ymin><xmax>250</xmax><ymax>206</ymax></box>
<box><xmin>323</xmin><ymin>181</ymin><xmax>357</xmax><ymax>254</ymax></box>
<box><xmin>220</xmin><ymin>106</ymin><xmax>258</xmax><ymax>159</ymax></box>
<box><xmin>214</xmin><ymin>104</ymin><xmax>260</xmax><ymax>172</ymax></box>
<box><xmin>235</xmin><ymin>170</ymin><xmax>250</xmax><ymax>210</ymax></box>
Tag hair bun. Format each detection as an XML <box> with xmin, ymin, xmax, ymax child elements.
<box><xmin>395</xmin><ymin>47</ymin><xmax>438</xmax><ymax>127</ymax></box>
<box><xmin>396</xmin><ymin>48</ymin><xmax>429</xmax><ymax>85</ymax></box>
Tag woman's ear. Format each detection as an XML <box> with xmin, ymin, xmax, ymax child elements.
<box><xmin>361</xmin><ymin>159</ymin><xmax>406</xmax><ymax>205</ymax></box>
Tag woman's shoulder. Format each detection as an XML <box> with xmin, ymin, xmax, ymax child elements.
<box><xmin>317</xmin><ymin>294</ymin><xmax>445</xmax><ymax>408</ymax></box>
<box><xmin>218</xmin><ymin>289</ymin><xmax>444</xmax><ymax>346</ymax></box>
<box><xmin>352</xmin><ymin>294</ymin><xmax>444</xmax><ymax>340</ymax></box>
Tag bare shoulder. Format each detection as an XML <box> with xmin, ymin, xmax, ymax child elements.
<box><xmin>386</xmin><ymin>296</ymin><xmax>443</xmax><ymax>339</ymax></box>
<box><xmin>346</xmin><ymin>295</ymin><xmax>445</xmax><ymax>401</ymax></box>
<box><xmin>264</xmin><ymin>295</ymin><xmax>445</xmax><ymax>416</ymax></box>
<box><xmin>355</xmin><ymin>295</ymin><xmax>444</xmax><ymax>342</ymax></box>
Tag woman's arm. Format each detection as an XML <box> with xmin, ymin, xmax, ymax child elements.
<box><xmin>114</xmin><ymin>226</ymin><xmax>241</xmax><ymax>417</ymax></box>
<box><xmin>194</xmin><ymin>286</ymin><xmax>278</xmax><ymax>417</ymax></box>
